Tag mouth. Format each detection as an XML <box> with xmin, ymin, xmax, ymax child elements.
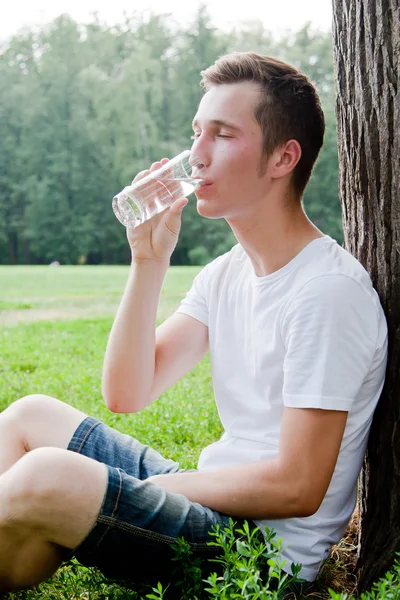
<box><xmin>194</xmin><ymin>178</ymin><xmax>213</xmax><ymax>188</ymax></box>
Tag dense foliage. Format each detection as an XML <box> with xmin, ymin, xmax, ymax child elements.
<box><xmin>0</xmin><ymin>8</ymin><xmax>341</xmax><ymax>265</ymax></box>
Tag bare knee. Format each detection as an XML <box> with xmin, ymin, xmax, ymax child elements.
<box><xmin>2</xmin><ymin>446</ymin><xmax>107</xmax><ymax>549</ymax></box>
<box><xmin>3</xmin><ymin>447</ymin><xmax>74</xmax><ymax>524</ymax></box>
<box><xmin>6</xmin><ymin>394</ymin><xmax>62</xmax><ymax>424</ymax></box>
<box><xmin>0</xmin><ymin>400</ymin><xmax>31</xmax><ymax>456</ymax></box>
<box><xmin>5</xmin><ymin>394</ymin><xmax>88</xmax><ymax>452</ymax></box>
<box><xmin>2</xmin><ymin>395</ymin><xmax>58</xmax><ymax>453</ymax></box>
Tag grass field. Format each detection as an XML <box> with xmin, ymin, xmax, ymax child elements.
<box><xmin>0</xmin><ymin>265</ymin><xmax>199</xmax><ymax>326</ymax></box>
<box><xmin>0</xmin><ymin>265</ymin><xmax>227</xmax><ymax>599</ymax></box>
<box><xmin>0</xmin><ymin>266</ymin><xmax>362</xmax><ymax>599</ymax></box>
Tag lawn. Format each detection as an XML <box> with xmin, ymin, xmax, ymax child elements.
<box><xmin>0</xmin><ymin>265</ymin><xmax>225</xmax><ymax>599</ymax></box>
<box><xmin>0</xmin><ymin>265</ymin><xmax>199</xmax><ymax>325</ymax></box>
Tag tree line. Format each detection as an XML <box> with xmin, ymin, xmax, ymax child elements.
<box><xmin>0</xmin><ymin>7</ymin><xmax>341</xmax><ymax>265</ymax></box>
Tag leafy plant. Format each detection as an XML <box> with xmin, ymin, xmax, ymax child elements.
<box><xmin>203</xmin><ymin>519</ymin><xmax>302</xmax><ymax>599</ymax></box>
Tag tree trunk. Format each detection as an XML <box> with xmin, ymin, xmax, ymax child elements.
<box><xmin>332</xmin><ymin>0</ymin><xmax>400</xmax><ymax>591</ymax></box>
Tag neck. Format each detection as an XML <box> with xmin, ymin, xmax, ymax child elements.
<box><xmin>227</xmin><ymin>193</ymin><xmax>324</xmax><ymax>277</ymax></box>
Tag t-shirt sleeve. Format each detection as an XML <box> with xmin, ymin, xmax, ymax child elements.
<box><xmin>281</xmin><ymin>275</ymin><xmax>379</xmax><ymax>411</ymax></box>
<box><xmin>175</xmin><ymin>266</ymin><xmax>209</xmax><ymax>326</ymax></box>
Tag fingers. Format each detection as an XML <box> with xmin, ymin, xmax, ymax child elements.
<box><xmin>132</xmin><ymin>169</ymin><xmax>149</xmax><ymax>184</ymax></box>
<box><xmin>131</xmin><ymin>158</ymin><xmax>169</xmax><ymax>185</ymax></box>
<box><xmin>163</xmin><ymin>197</ymin><xmax>188</xmax><ymax>236</ymax></box>
<box><xmin>169</xmin><ymin>197</ymin><xmax>188</xmax><ymax>213</ymax></box>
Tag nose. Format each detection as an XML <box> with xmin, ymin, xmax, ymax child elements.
<box><xmin>190</xmin><ymin>136</ymin><xmax>210</xmax><ymax>170</ymax></box>
<box><xmin>189</xmin><ymin>152</ymin><xmax>206</xmax><ymax>171</ymax></box>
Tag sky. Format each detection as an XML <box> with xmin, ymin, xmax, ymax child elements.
<box><xmin>1</xmin><ymin>0</ymin><xmax>333</xmax><ymax>41</ymax></box>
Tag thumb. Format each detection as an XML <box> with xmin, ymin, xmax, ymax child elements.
<box><xmin>164</xmin><ymin>198</ymin><xmax>188</xmax><ymax>235</ymax></box>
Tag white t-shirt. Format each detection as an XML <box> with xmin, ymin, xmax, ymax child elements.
<box><xmin>176</xmin><ymin>236</ymin><xmax>387</xmax><ymax>581</ymax></box>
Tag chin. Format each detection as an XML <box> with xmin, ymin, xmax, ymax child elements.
<box><xmin>196</xmin><ymin>198</ymin><xmax>224</xmax><ymax>219</ymax></box>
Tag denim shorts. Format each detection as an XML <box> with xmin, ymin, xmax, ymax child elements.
<box><xmin>65</xmin><ymin>416</ymin><xmax>244</xmax><ymax>586</ymax></box>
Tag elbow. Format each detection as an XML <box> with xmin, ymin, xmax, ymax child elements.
<box><xmin>279</xmin><ymin>477</ymin><xmax>323</xmax><ymax>518</ymax></box>
<box><xmin>103</xmin><ymin>395</ymin><xmax>130</xmax><ymax>414</ymax></box>
<box><xmin>290</xmin><ymin>486</ymin><xmax>323</xmax><ymax>518</ymax></box>
<box><xmin>102</xmin><ymin>384</ymin><xmax>145</xmax><ymax>414</ymax></box>
<box><xmin>104</xmin><ymin>396</ymin><xmax>143</xmax><ymax>414</ymax></box>
<box><xmin>292</xmin><ymin>500</ymin><xmax>321</xmax><ymax>518</ymax></box>
<box><xmin>105</xmin><ymin>399</ymin><xmax>133</xmax><ymax>414</ymax></box>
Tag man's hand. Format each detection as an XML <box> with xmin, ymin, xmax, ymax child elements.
<box><xmin>127</xmin><ymin>158</ymin><xmax>188</xmax><ymax>264</ymax></box>
<box><xmin>146</xmin><ymin>407</ymin><xmax>348</xmax><ymax>520</ymax></box>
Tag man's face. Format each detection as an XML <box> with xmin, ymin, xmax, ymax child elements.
<box><xmin>190</xmin><ymin>81</ymin><xmax>271</xmax><ymax>220</ymax></box>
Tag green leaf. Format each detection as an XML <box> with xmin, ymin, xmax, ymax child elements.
<box><xmin>237</xmin><ymin>540</ymin><xmax>251</xmax><ymax>557</ymax></box>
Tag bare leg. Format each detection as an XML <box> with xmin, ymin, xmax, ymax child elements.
<box><xmin>0</xmin><ymin>394</ymin><xmax>89</xmax><ymax>475</ymax></box>
<box><xmin>0</xmin><ymin>446</ymin><xmax>108</xmax><ymax>591</ymax></box>
<box><xmin>0</xmin><ymin>395</ymin><xmax>101</xmax><ymax>591</ymax></box>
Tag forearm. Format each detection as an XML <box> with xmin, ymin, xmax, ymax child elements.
<box><xmin>149</xmin><ymin>460</ymin><xmax>313</xmax><ymax>520</ymax></box>
<box><xmin>102</xmin><ymin>258</ymin><xmax>169</xmax><ymax>412</ymax></box>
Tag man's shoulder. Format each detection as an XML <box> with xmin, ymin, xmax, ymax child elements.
<box><xmin>294</xmin><ymin>237</ymin><xmax>375</xmax><ymax>296</ymax></box>
<box><xmin>283</xmin><ymin>240</ymin><xmax>386</xmax><ymax>342</ymax></box>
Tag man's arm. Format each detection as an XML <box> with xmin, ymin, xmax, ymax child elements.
<box><xmin>148</xmin><ymin>406</ymin><xmax>348</xmax><ymax>519</ymax></box>
<box><xmin>102</xmin><ymin>161</ymin><xmax>208</xmax><ymax>413</ymax></box>
<box><xmin>102</xmin><ymin>266</ymin><xmax>209</xmax><ymax>413</ymax></box>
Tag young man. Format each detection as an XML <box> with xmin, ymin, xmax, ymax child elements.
<box><xmin>0</xmin><ymin>52</ymin><xmax>387</xmax><ymax>591</ymax></box>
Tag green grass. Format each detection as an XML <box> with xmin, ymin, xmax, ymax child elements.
<box><xmin>0</xmin><ymin>265</ymin><xmax>215</xmax><ymax>469</ymax></box>
<box><xmin>0</xmin><ymin>265</ymin><xmax>199</xmax><ymax>322</ymax></box>
<box><xmin>0</xmin><ymin>265</ymin><xmax>222</xmax><ymax>598</ymax></box>
<box><xmin>0</xmin><ymin>301</ymin><xmax>32</xmax><ymax>310</ymax></box>
<box><xmin>0</xmin><ymin>318</ymin><xmax>221</xmax><ymax>468</ymax></box>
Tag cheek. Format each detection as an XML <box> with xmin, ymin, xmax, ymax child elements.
<box><xmin>220</xmin><ymin>140</ymin><xmax>251</xmax><ymax>163</ymax></box>
<box><xmin>221</xmin><ymin>151</ymin><xmax>260</xmax><ymax>190</ymax></box>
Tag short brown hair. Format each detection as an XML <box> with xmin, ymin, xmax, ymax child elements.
<box><xmin>200</xmin><ymin>51</ymin><xmax>325</xmax><ymax>196</ymax></box>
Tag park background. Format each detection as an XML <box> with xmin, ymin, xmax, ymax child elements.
<box><xmin>0</xmin><ymin>1</ymin><xmax>340</xmax><ymax>267</ymax></box>
<box><xmin>0</xmin><ymin>1</ymin><xmax>376</xmax><ymax>598</ymax></box>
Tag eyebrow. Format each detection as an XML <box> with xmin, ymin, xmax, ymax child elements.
<box><xmin>191</xmin><ymin>118</ymin><xmax>243</xmax><ymax>133</ymax></box>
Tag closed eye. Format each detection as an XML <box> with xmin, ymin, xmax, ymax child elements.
<box><xmin>190</xmin><ymin>133</ymin><xmax>233</xmax><ymax>140</ymax></box>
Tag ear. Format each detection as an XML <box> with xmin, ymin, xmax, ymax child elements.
<box><xmin>270</xmin><ymin>140</ymin><xmax>302</xmax><ymax>180</ymax></box>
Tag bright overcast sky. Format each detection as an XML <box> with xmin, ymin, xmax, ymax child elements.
<box><xmin>1</xmin><ymin>0</ymin><xmax>333</xmax><ymax>41</ymax></box>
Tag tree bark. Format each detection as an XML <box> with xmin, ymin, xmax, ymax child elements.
<box><xmin>332</xmin><ymin>0</ymin><xmax>400</xmax><ymax>591</ymax></box>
